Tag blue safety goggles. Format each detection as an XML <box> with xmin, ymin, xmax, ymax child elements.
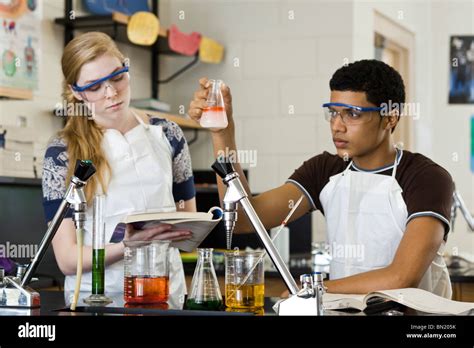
<box><xmin>322</xmin><ymin>102</ymin><xmax>383</xmax><ymax>112</ymax></box>
<box><xmin>72</xmin><ymin>65</ymin><xmax>129</xmax><ymax>92</ymax></box>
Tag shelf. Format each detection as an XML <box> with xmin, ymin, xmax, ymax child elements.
<box><xmin>111</xmin><ymin>12</ymin><xmax>168</xmax><ymax>37</ymax></box>
<box><xmin>54</xmin><ymin>12</ymin><xmax>176</xmax><ymax>55</ymax></box>
<box><xmin>51</xmin><ymin>107</ymin><xmax>204</xmax><ymax>131</ymax></box>
<box><xmin>0</xmin><ymin>176</ymin><xmax>41</xmax><ymax>186</ymax></box>
<box><xmin>194</xmin><ymin>185</ymin><xmax>219</xmax><ymax>193</ymax></box>
<box><xmin>51</xmin><ymin>107</ymin><xmax>205</xmax><ymax>131</ymax></box>
<box><xmin>0</xmin><ymin>87</ymin><xmax>33</xmax><ymax>100</ymax></box>
<box><xmin>54</xmin><ymin>0</ymin><xmax>205</xmax><ymax>99</ymax></box>
<box><xmin>54</xmin><ymin>11</ymin><xmax>167</xmax><ymax>37</ymax></box>
<box><xmin>132</xmin><ymin>107</ymin><xmax>203</xmax><ymax>130</ymax></box>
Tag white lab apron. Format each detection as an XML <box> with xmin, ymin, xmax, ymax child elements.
<box><xmin>320</xmin><ymin>149</ymin><xmax>452</xmax><ymax>299</ymax></box>
<box><xmin>64</xmin><ymin>111</ymin><xmax>187</xmax><ymax>298</ymax></box>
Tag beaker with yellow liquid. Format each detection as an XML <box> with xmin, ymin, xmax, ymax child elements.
<box><xmin>224</xmin><ymin>250</ymin><xmax>265</xmax><ymax>309</ymax></box>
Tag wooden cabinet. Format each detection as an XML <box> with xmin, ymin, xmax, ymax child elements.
<box><xmin>452</xmin><ymin>282</ymin><xmax>474</xmax><ymax>302</ymax></box>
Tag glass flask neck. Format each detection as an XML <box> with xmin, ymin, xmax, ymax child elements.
<box><xmin>207</xmin><ymin>80</ymin><xmax>223</xmax><ymax>106</ymax></box>
<box><xmin>197</xmin><ymin>248</ymin><xmax>214</xmax><ymax>262</ymax></box>
<box><xmin>210</xmin><ymin>79</ymin><xmax>222</xmax><ymax>91</ymax></box>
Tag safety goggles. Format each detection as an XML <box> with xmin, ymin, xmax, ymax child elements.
<box><xmin>322</xmin><ymin>102</ymin><xmax>383</xmax><ymax>125</ymax></box>
<box><xmin>72</xmin><ymin>65</ymin><xmax>129</xmax><ymax>102</ymax></box>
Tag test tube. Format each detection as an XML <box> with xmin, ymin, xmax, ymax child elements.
<box><xmin>92</xmin><ymin>195</ymin><xmax>105</xmax><ymax>294</ymax></box>
<box><xmin>84</xmin><ymin>195</ymin><xmax>112</xmax><ymax>305</ymax></box>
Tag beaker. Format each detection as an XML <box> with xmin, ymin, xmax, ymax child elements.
<box><xmin>225</xmin><ymin>250</ymin><xmax>265</xmax><ymax>309</ymax></box>
<box><xmin>123</xmin><ymin>240</ymin><xmax>170</xmax><ymax>304</ymax></box>
<box><xmin>311</xmin><ymin>242</ymin><xmax>331</xmax><ymax>274</ymax></box>
<box><xmin>186</xmin><ymin>248</ymin><xmax>223</xmax><ymax>310</ymax></box>
<box><xmin>84</xmin><ymin>195</ymin><xmax>112</xmax><ymax>305</ymax></box>
<box><xmin>225</xmin><ymin>306</ymin><xmax>265</xmax><ymax>316</ymax></box>
<box><xmin>200</xmin><ymin>79</ymin><xmax>228</xmax><ymax>129</ymax></box>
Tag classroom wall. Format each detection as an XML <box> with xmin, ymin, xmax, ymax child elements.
<box><xmin>1</xmin><ymin>0</ymin><xmax>472</xmax><ymax>254</ymax></box>
<box><xmin>160</xmin><ymin>0</ymin><xmax>473</xmax><ymax>253</ymax></box>
<box><xmin>159</xmin><ymin>0</ymin><xmax>354</xmax><ymax>242</ymax></box>
<box><xmin>431</xmin><ymin>0</ymin><xmax>474</xmax><ymax>255</ymax></box>
<box><xmin>352</xmin><ymin>0</ymin><xmax>473</xmax><ymax>254</ymax></box>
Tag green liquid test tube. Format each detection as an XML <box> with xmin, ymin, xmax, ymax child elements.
<box><xmin>92</xmin><ymin>248</ymin><xmax>105</xmax><ymax>295</ymax></box>
<box><xmin>84</xmin><ymin>195</ymin><xmax>112</xmax><ymax>305</ymax></box>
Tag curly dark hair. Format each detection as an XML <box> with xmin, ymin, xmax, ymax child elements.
<box><xmin>329</xmin><ymin>59</ymin><xmax>405</xmax><ymax>133</ymax></box>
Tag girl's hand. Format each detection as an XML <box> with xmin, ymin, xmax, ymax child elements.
<box><xmin>124</xmin><ymin>223</ymin><xmax>192</xmax><ymax>242</ymax></box>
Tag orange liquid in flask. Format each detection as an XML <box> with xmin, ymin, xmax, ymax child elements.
<box><xmin>124</xmin><ymin>276</ymin><xmax>169</xmax><ymax>304</ymax></box>
<box><xmin>200</xmin><ymin>106</ymin><xmax>228</xmax><ymax>129</ymax></box>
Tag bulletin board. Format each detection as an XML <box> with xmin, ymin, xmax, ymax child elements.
<box><xmin>449</xmin><ymin>36</ymin><xmax>474</xmax><ymax>104</ymax></box>
<box><xmin>0</xmin><ymin>0</ymin><xmax>41</xmax><ymax>98</ymax></box>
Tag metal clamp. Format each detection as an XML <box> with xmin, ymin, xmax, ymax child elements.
<box><xmin>451</xmin><ymin>189</ymin><xmax>474</xmax><ymax>232</ymax></box>
<box><xmin>212</xmin><ymin>158</ymin><xmax>299</xmax><ymax>295</ymax></box>
<box><xmin>0</xmin><ymin>160</ymin><xmax>96</xmax><ymax>308</ymax></box>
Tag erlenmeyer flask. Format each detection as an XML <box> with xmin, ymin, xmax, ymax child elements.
<box><xmin>200</xmin><ymin>79</ymin><xmax>228</xmax><ymax>129</ymax></box>
<box><xmin>186</xmin><ymin>248</ymin><xmax>223</xmax><ymax>310</ymax></box>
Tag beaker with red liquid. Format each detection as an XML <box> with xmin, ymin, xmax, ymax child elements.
<box><xmin>124</xmin><ymin>240</ymin><xmax>170</xmax><ymax>304</ymax></box>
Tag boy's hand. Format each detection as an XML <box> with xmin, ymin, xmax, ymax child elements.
<box><xmin>188</xmin><ymin>77</ymin><xmax>234</xmax><ymax>135</ymax></box>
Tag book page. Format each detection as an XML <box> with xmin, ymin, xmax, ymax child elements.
<box><xmin>124</xmin><ymin>211</ymin><xmax>213</xmax><ymax>223</ymax></box>
<box><xmin>370</xmin><ymin>288</ymin><xmax>474</xmax><ymax>315</ymax></box>
<box><xmin>110</xmin><ymin>207</ymin><xmax>223</xmax><ymax>250</ymax></box>
<box><xmin>169</xmin><ymin>220</ymin><xmax>221</xmax><ymax>252</ymax></box>
<box><xmin>323</xmin><ymin>293</ymin><xmax>367</xmax><ymax>311</ymax></box>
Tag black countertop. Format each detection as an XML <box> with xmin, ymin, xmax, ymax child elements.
<box><xmin>0</xmin><ymin>291</ymin><xmax>272</xmax><ymax>316</ymax></box>
<box><xmin>0</xmin><ymin>290</ymin><xmax>459</xmax><ymax>316</ymax></box>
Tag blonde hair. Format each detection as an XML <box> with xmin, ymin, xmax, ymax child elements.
<box><xmin>59</xmin><ymin>32</ymin><xmax>125</xmax><ymax>204</ymax></box>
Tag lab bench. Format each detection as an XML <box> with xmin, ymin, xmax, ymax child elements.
<box><xmin>183</xmin><ymin>260</ymin><xmax>474</xmax><ymax>301</ymax></box>
<box><xmin>0</xmin><ymin>290</ymin><xmax>453</xmax><ymax>316</ymax></box>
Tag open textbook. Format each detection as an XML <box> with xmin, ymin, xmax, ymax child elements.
<box><xmin>110</xmin><ymin>207</ymin><xmax>223</xmax><ymax>252</ymax></box>
<box><xmin>323</xmin><ymin>288</ymin><xmax>474</xmax><ymax>315</ymax></box>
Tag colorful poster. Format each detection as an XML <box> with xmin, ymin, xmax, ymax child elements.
<box><xmin>449</xmin><ymin>36</ymin><xmax>474</xmax><ymax>104</ymax></box>
<box><xmin>0</xmin><ymin>0</ymin><xmax>41</xmax><ymax>91</ymax></box>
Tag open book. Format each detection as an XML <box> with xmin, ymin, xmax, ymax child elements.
<box><xmin>110</xmin><ymin>207</ymin><xmax>223</xmax><ymax>252</ymax></box>
<box><xmin>324</xmin><ymin>288</ymin><xmax>474</xmax><ymax>315</ymax></box>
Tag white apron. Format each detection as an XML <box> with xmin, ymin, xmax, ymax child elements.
<box><xmin>320</xmin><ymin>148</ymin><xmax>452</xmax><ymax>298</ymax></box>
<box><xmin>65</xmin><ymin>111</ymin><xmax>187</xmax><ymax>298</ymax></box>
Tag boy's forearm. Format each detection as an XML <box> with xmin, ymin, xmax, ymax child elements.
<box><xmin>325</xmin><ymin>266</ymin><xmax>410</xmax><ymax>294</ymax></box>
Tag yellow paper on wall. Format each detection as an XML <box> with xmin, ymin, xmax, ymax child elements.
<box><xmin>127</xmin><ymin>12</ymin><xmax>160</xmax><ymax>46</ymax></box>
<box><xmin>199</xmin><ymin>37</ymin><xmax>224</xmax><ymax>64</ymax></box>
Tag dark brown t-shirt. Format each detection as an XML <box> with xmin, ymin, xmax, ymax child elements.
<box><xmin>287</xmin><ymin>150</ymin><xmax>454</xmax><ymax>238</ymax></box>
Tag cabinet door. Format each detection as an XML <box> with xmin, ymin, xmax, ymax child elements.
<box><xmin>452</xmin><ymin>282</ymin><xmax>474</xmax><ymax>302</ymax></box>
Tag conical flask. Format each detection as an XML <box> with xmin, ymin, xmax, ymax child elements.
<box><xmin>186</xmin><ymin>248</ymin><xmax>223</xmax><ymax>310</ymax></box>
<box><xmin>199</xmin><ymin>79</ymin><xmax>228</xmax><ymax>129</ymax></box>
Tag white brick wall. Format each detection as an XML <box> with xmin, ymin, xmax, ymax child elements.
<box><xmin>159</xmin><ymin>0</ymin><xmax>353</xmax><ymax>241</ymax></box>
<box><xmin>279</xmin><ymin>77</ymin><xmax>328</xmax><ymax>116</ymax></box>
<box><xmin>230</xmin><ymin>79</ymin><xmax>279</xmax><ymax>118</ymax></box>
<box><xmin>352</xmin><ymin>0</ymin><xmax>473</xmax><ymax>259</ymax></box>
<box><xmin>242</xmin><ymin>39</ymin><xmax>317</xmax><ymax>78</ymax></box>
<box><xmin>3</xmin><ymin>0</ymin><xmax>470</xmax><ymax>252</ymax></box>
